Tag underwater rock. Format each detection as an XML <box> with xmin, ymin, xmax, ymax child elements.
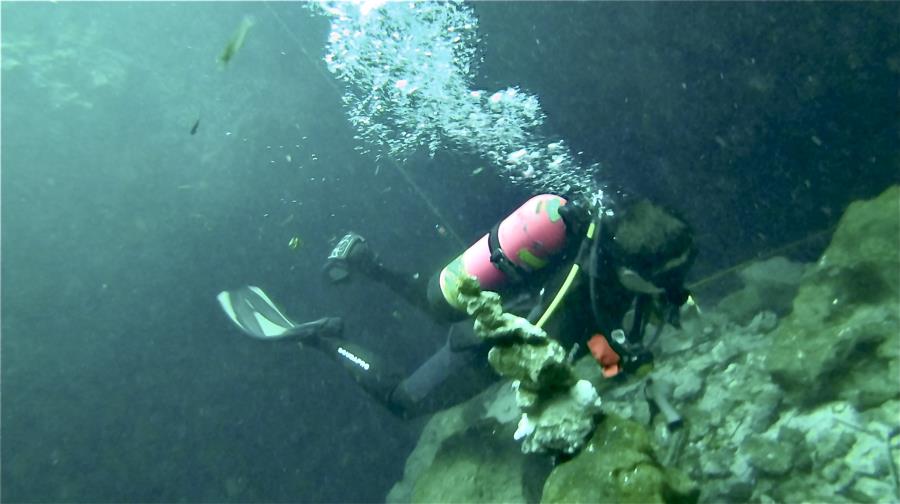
<box><xmin>386</xmin><ymin>395</ymin><xmax>475</xmax><ymax>503</ymax></box>
<box><xmin>411</xmin><ymin>420</ymin><xmax>550</xmax><ymax>504</ymax></box>
<box><xmin>671</xmin><ymin>371</ymin><xmax>703</xmax><ymax>402</ymax></box>
<box><xmin>654</xmin><ymin>305</ymin><xmax>715</xmax><ymax>356</ymax></box>
<box><xmin>709</xmin><ymin>339</ymin><xmax>741</xmax><ymax>365</ymax></box>
<box><xmin>692</xmin><ymin>358</ymin><xmax>778</xmax><ymax>433</ymax></box>
<box><xmin>742</xmin><ymin>434</ymin><xmax>795</xmax><ymax>476</ymax></box>
<box><xmin>833</xmin><ymin>327</ymin><xmax>900</xmax><ymax>409</ymax></box>
<box><xmin>483</xmin><ymin>381</ymin><xmax>522</xmax><ymax>424</ymax></box>
<box><xmin>746</xmin><ymin>384</ymin><xmax>783</xmax><ymax>434</ymax></box>
<box><xmin>739</xmin><ymin>256</ymin><xmax>807</xmax><ymax>292</ymax></box>
<box><xmin>663</xmin><ymin>340</ymin><xmax>785</xmax><ymax>502</ymax></box>
<box><xmin>541</xmin><ymin>414</ymin><xmax>698</xmax><ymax>504</ymax></box>
<box><xmin>763</xmin><ymin>185</ymin><xmax>900</xmax><ymax>409</ymax></box>
<box><xmin>860</xmin><ymin>398</ymin><xmax>900</xmax><ymax>428</ymax></box>
<box><xmin>754</xmin><ymin>400</ymin><xmax>900</xmax><ymax>503</ymax></box>
<box><xmin>514</xmin><ymin>380</ymin><xmax>602</xmax><ymax>455</ymax></box>
<box><xmin>387</xmin><ymin>381</ymin><xmax>550</xmax><ymax>503</ymax></box>
<box><xmin>849</xmin><ymin>476</ymin><xmax>898</xmax><ymax>503</ymax></box>
<box><xmin>656</xmin><ymin>322</ymin><xmax>702</xmax><ymax>356</ymax></box>
<box><xmin>745</xmin><ymin>310</ymin><xmax>778</xmax><ymax>334</ymax></box>
<box><xmin>596</xmin><ymin>374</ymin><xmax>653</xmax><ymax>425</ymax></box>
<box><xmin>698</xmin><ymin>449</ymin><xmax>732</xmax><ymax>478</ymax></box>
<box><xmin>716</xmin><ymin>256</ymin><xmax>809</xmax><ymax>324</ymax></box>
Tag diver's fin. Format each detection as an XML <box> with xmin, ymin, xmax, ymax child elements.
<box><xmin>217</xmin><ymin>286</ymin><xmax>342</xmax><ymax>341</ymax></box>
<box><xmin>217</xmin><ymin>286</ymin><xmax>297</xmax><ymax>339</ymax></box>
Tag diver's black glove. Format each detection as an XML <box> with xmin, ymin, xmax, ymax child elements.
<box><xmin>621</xmin><ymin>347</ymin><xmax>655</xmax><ymax>375</ymax></box>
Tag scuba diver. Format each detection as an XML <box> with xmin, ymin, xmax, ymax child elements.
<box><xmin>217</xmin><ymin>194</ymin><xmax>697</xmax><ymax>418</ymax></box>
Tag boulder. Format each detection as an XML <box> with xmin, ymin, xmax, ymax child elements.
<box><xmin>387</xmin><ymin>382</ymin><xmax>553</xmax><ymax>504</ymax></box>
<box><xmin>411</xmin><ymin>421</ymin><xmax>549</xmax><ymax>503</ymax></box>
<box><xmin>763</xmin><ymin>186</ymin><xmax>900</xmax><ymax>409</ymax></box>
<box><xmin>716</xmin><ymin>256</ymin><xmax>808</xmax><ymax>324</ymax></box>
<box><xmin>541</xmin><ymin>415</ymin><xmax>698</xmax><ymax>504</ymax></box>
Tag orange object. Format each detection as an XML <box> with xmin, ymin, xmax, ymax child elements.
<box><xmin>588</xmin><ymin>334</ymin><xmax>621</xmax><ymax>377</ymax></box>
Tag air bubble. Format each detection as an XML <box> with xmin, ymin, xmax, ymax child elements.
<box><xmin>309</xmin><ymin>1</ymin><xmax>601</xmax><ymax>203</ymax></box>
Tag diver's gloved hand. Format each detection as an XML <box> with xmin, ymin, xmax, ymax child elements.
<box><xmin>621</xmin><ymin>347</ymin><xmax>655</xmax><ymax>375</ymax></box>
<box><xmin>558</xmin><ymin>199</ymin><xmax>593</xmax><ymax>237</ymax></box>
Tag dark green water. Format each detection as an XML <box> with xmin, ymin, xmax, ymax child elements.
<box><xmin>2</xmin><ymin>2</ymin><xmax>897</xmax><ymax>502</ymax></box>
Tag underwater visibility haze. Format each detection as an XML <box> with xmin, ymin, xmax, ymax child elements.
<box><xmin>2</xmin><ymin>1</ymin><xmax>898</xmax><ymax>502</ymax></box>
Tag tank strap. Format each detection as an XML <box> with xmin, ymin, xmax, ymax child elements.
<box><xmin>487</xmin><ymin>223</ymin><xmax>527</xmax><ymax>283</ymax></box>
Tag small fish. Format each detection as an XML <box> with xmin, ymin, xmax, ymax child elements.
<box><xmin>190</xmin><ymin>118</ymin><xmax>200</xmax><ymax>135</ymax></box>
<box><xmin>219</xmin><ymin>16</ymin><xmax>254</xmax><ymax>67</ymax></box>
<box><xmin>288</xmin><ymin>236</ymin><xmax>302</xmax><ymax>250</ymax></box>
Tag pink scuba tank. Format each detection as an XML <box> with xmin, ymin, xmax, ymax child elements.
<box><xmin>435</xmin><ymin>194</ymin><xmax>570</xmax><ymax>313</ymax></box>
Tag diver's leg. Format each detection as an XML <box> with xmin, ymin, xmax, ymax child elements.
<box><xmin>366</xmin><ymin>262</ymin><xmax>434</xmax><ymax>314</ymax></box>
<box><xmin>218</xmin><ymin>284</ymin><xmax>472</xmax><ymax>413</ymax></box>
<box><xmin>324</xmin><ymin>232</ymin><xmax>433</xmax><ymax>315</ymax></box>
<box><xmin>365</xmin><ymin>264</ymin><xmax>465</xmax><ymax>324</ymax></box>
<box><xmin>389</xmin><ymin>325</ymin><xmax>494</xmax><ymax>418</ymax></box>
<box><xmin>302</xmin><ymin>322</ymin><xmax>492</xmax><ymax>418</ymax></box>
<box><xmin>302</xmin><ymin>334</ymin><xmax>408</xmax><ymax>414</ymax></box>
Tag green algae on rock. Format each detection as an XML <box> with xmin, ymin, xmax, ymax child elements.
<box><xmin>412</xmin><ymin>421</ymin><xmax>550</xmax><ymax>504</ymax></box>
<box><xmin>763</xmin><ymin>185</ymin><xmax>900</xmax><ymax>409</ymax></box>
<box><xmin>542</xmin><ymin>415</ymin><xmax>698</xmax><ymax>504</ymax></box>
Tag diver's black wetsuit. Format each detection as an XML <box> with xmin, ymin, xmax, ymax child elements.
<box><xmin>301</xmin><ymin>256</ymin><xmax>530</xmax><ymax>418</ymax></box>
<box><xmin>301</xmin><ymin>225</ymin><xmax>596</xmax><ymax>418</ymax></box>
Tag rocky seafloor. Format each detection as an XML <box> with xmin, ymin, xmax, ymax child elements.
<box><xmin>387</xmin><ymin>186</ymin><xmax>900</xmax><ymax>504</ymax></box>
